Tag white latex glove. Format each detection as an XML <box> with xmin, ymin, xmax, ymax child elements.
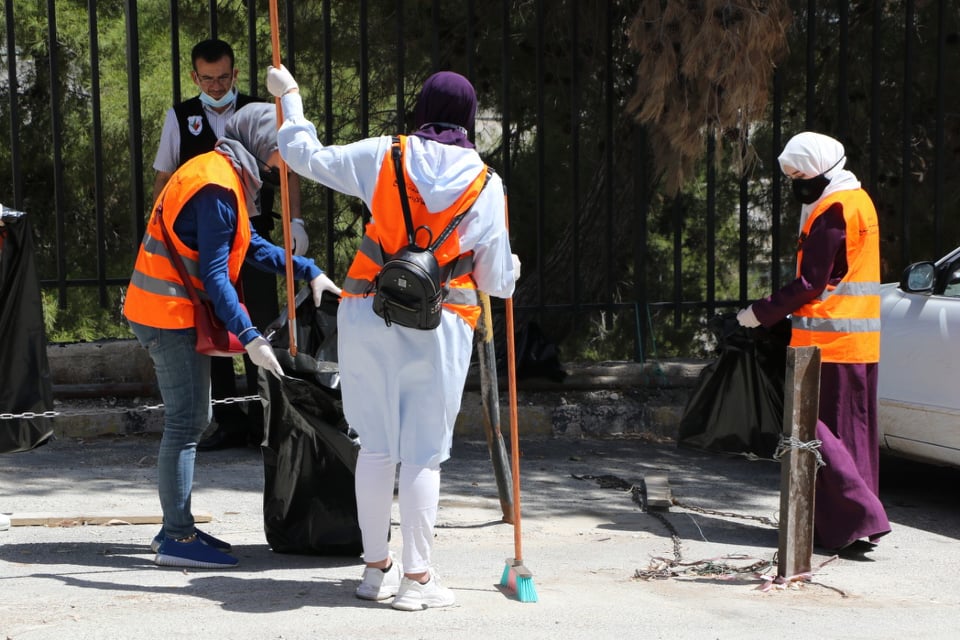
<box><xmin>245</xmin><ymin>336</ymin><xmax>284</xmax><ymax>379</ymax></box>
<box><xmin>511</xmin><ymin>253</ymin><xmax>521</xmax><ymax>280</ymax></box>
<box><xmin>291</xmin><ymin>218</ymin><xmax>309</xmax><ymax>256</ymax></box>
<box><xmin>736</xmin><ymin>305</ymin><xmax>761</xmax><ymax>328</ymax></box>
<box><xmin>310</xmin><ymin>273</ymin><xmax>342</xmax><ymax>306</ymax></box>
<box><xmin>266</xmin><ymin>64</ymin><xmax>298</xmax><ymax>97</ymax></box>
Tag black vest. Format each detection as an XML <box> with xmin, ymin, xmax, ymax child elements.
<box><xmin>173</xmin><ymin>93</ymin><xmax>262</xmax><ymax>164</ymax></box>
<box><xmin>172</xmin><ymin>94</ymin><xmax>275</xmax><ymax>230</ymax></box>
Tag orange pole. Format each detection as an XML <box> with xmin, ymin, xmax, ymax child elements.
<box><xmin>268</xmin><ymin>0</ymin><xmax>297</xmax><ymax>355</ymax></box>
<box><xmin>504</xmin><ymin>193</ymin><xmax>523</xmax><ymax>563</ymax></box>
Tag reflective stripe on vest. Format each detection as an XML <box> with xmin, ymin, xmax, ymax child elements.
<box><xmin>789</xmin><ymin>188</ymin><xmax>880</xmax><ymax>363</ymax></box>
<box><xmin>123</xmin><ymin>152</ymin><xmax>250</xmax><ymax>330</ymax></box>
<box><xmin>342</xmin><ymin>135</ymin><xmax>489</xmax><ymax>328</ymax></box>
<box><xmin>815</xmin><ymin>280</ymin><xmax>881</xmax><ymax>301</ymax></box>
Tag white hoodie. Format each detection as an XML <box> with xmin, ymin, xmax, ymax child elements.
<box><xmin>276</xmin><ymin>92</ymin><xmax>516</xmax><ymax>467</ymax></box>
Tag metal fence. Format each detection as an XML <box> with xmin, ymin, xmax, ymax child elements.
<box><xmin>1</xmin><ymin>1</ymin><xmax>957</xmax><ymax>360</ymax></box>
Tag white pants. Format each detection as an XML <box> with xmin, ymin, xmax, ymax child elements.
<box><xmin>355</xmin><ymin>449</ymin><xmax>440</xmax><ymax>573</ymax></box>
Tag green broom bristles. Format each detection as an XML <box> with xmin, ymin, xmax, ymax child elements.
<box><xmin>500</xmin><ymin>558</ymin><xmax>538</xmax><ymax>603</ymax></box>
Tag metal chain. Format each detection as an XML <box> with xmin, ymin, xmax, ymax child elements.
<box><xmin>670</xmin><ymin>497</ymin><xmax>779</xmax><ymax>528</ymax></box>
<box><xmin>774</xmin><ymin>435</ymin><xmax>826</xmax><ymax>468</ymax></box>
<box><xmin>573</xmin><ymin>473</ymin><xmax>778</xmax><ymax>581</ymax></box>
<box><xmin>0</xmin><ymin>395</ymin><xmax>262</xmax><ymax>421</ymax></box>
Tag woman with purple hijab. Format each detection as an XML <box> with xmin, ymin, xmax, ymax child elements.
<box><xmin>737</xmin><ymin>132</ymin><xmax>890</xmax><ymax>553</ymax></box>
<box><xmin>266</xmin><ymin>67</ymin><xmax>520</xmax><ymax>609</ymax></box>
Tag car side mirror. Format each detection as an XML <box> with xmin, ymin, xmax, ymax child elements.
<box><xmin>900</xmin><ymin>261</ymin><xmax>936</xmax><ymax>293</ymax></box>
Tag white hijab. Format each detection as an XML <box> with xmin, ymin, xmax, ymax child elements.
<box><xmin>778</xmin><ymin>131</ymin><xmax>861</xmax><ymax>232</ymax></box>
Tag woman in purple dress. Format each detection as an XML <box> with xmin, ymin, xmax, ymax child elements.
<box><xmin>737</xmin><ymin>131</ymin><xmax>890</xmax><ymax>552</ymax></box>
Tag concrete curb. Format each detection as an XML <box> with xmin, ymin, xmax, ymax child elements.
<box><xmin>44</xmin><ymin>340</ymin><xmax>707</xmax><ymax>442</ymax></box>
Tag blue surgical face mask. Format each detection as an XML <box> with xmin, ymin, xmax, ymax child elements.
<box><xmin>199</xmin><ymin>85</ymin><xmax>237</xmax><ymax>109</ymax></box>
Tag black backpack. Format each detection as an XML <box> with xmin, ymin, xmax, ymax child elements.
<box><xmin>371</xmin><ymin>138</ymin><xmax>489</xmax><ymax>330</ymax></box>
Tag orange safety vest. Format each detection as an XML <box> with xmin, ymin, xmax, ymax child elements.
<box><xmin>124</xmin><ymin>152</ymin><xmax>250</xmax><ymax>329</ymax></box>
<box><xmin>341</xmin><ymin>135</ymin><xmax>490</xmax><ymax>328</ymax></box>
<box><xmin>789</xmin><ymin>188</ymin><xmax>880</xmax><ymax>363</ymax></box>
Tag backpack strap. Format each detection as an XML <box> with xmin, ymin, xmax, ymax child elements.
<box><xmin>428</xmin><ymin>166</ymin><xmax>494</xmax><ymax>253</ymax></box>
<box><xmin>391</xmin><ymin>136</ymin><xmax>417</xmax><ymax>245</ymax></box>
<box><xmin>434</xmin><ymin>166</ymin><xmax>495</xmax><ymax>285</ymax></box>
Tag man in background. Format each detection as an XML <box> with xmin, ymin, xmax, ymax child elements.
<box><xmin>152</xmin><ymin>38</ymin><xmax>310</xmax><ymax>450</ymax></box>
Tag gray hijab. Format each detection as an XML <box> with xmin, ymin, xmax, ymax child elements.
<box><xmin>214</xmin><ymin>102</ymin><xmax>278</xmax><ymax>216</ymax></box>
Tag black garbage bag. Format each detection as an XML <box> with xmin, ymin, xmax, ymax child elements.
<box><xmin>495</xmin><ymin>320</ymin><xmax>568</xmax><ymax>382</ymax></box>
<box><xmin>516</xmin><ymin>321</ymin><xmax>567</xmax><ymax>382</ymax></box>
<box><xmin>678</xmin><ymin>313</ymin><xmax>791</xmax><ymax>458</ymax></box>
<box><xmin>259</xmin><ymin>288</ymin><xmax>363</xmax><ymax>556</ymax></box>
<box><xmin>1</xmin><ymin>208</ymin><xmax>54</xmax><ymax>454</ymax></box>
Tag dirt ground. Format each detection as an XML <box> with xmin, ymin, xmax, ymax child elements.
<box><xmin>2</xmin><ymin>433</ymin><xmax>959</xmax><ymax>640</ymax></box>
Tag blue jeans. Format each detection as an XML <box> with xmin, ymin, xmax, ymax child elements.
<box><xmin>129</xmin><ymin>321</ymin><xmax>212</xmax><ymax>540</ymax></box>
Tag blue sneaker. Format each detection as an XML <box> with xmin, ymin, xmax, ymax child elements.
<box><xmin>150</xmin><ymin>528</ymin><xmax>232</xmax><ymax>553</ymax></box>
<box><xmin>154</xmin><ymin>535</ymin><xmax>239</xmax><ymax>568</ymax></box>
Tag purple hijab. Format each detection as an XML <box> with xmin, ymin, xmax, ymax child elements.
<box><xmin>411</xmin><ymin>71</ymin><xmax>477</xmax><ymax>149</ymax></box>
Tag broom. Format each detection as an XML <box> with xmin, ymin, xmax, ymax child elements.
<box><xmin>498</xmin><ymin>190</ymin><xmax>538</xmax><ymax>603</ymax></box>
<box><xmin>268</xmin><ymin>0</ymin><xmax>298</xmax><ymax>355</ymax></box>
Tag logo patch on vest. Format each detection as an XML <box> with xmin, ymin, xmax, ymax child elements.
<box><xmin>187</xmin><ymin>116</ymin><xmax>203</xmax><ymax>136</ymax></box>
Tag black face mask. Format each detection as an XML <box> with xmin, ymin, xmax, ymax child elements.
<box><xmin>789</xmin><ymin>156</ymin><xmax>845</xmax><ymax>205</ymax></box>
<box><xmin>259</xmin><ymin>165</ymin><xmax>281</xmax><ymax>190</ymax></box>
<box><xmin>791</xmin><ymin>174</ymin><xmax>830</xmax><ymax>204</ymax></box>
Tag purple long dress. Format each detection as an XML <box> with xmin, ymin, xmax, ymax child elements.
<box><xmin>752</xmin><ymin>202</ymin><xmax>890</xmax><ymax>550</ymax></box>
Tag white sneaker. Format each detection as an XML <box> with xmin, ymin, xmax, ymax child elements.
<box><xmin>0</xmin><ymin>513</ymin><xmax>10</xmax><ymax>531</ymax></box>
<box><xmin>391</xmin><ymin>572</ymin><xmax>456</xmax><ymax>611</ymax></box>
<box><xmin>355</xmin><ymin>557</ymin><xmax>401</xmax><ymax>601</ymax></box>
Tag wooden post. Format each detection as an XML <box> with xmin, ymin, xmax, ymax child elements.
<box><xmin>777</xmin><ymin>345</ymin><xmax>821</xmax><ymax>578</ymax></box>
<box><xmin>475</xmin><ymin>292</ymin><xmax>514</xmax><ymax>523</ymax></box>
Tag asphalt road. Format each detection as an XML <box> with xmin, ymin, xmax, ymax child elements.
<box><xmin>2</xmin><ymin>433</ymin><xmax>959</xmax><ymax>640</ymax></box>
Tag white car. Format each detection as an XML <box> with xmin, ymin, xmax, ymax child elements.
<box><xmin>879</xmin><ymin>247</ymin><xmax>960</xmax><ymax>468</ymax></box>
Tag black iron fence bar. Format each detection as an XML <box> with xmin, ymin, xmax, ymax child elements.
<box><xmin>837</xmin><ymin>0</ymin><xmax>849</xmax><ymax>142</ymax></box>
<box><xmin>322</xmin><ymin>0</ymin><xmax>335</xmax><ymax>274</ymax></box>
<box><xmin>570</xmin><ymin>3</ymin><xmax>582</xmax><ymax>322</ymax></box>
<box><xmin>359</xmin><ymin>0</ymin><xmax>369</xmax><ymax>140</ymax></box>
<box><xmin>901</xmin><ymin>0</ymin><xmax>915</xmax><ymax>266</ymax></box>
<box><xmin>804</xmin><ymin>0</ymin><xmax>815</xmax><ymax>130</ymax></box>
<box><xmin>431</xmin><ymin>0</ymin><xmax>440</xmax><ymax>69</ymax></box>
<box><xmin>869</xmin><ymin>2</ymin><xmax>881</xmax><ymax>200</ymax></box>
<box><xmin>771</xmin><ymin>68</ymin><xmax>783</xmax><ymax>293</ymax></box>
<box><xmin>208</xmin><ymin>0</ymin><xmax>217</xmax><ymax>37</ymax></box>
<box><xmin>4</xmin><ymin>0</ymin><xmax>21</xmax><ymax>209</ymax></box>
<box><xmin>395</xmin><ymin>0</ymin><xmax>405</xmax><ymax>134</ymax></box>
<box><xmin>500</xmin><ymin>0</ymin><xmax>511</xmax><ymax>190</ymax></box>
<box><xmin>672</xmin><ymin>195</ymin><xmax>682</xmax><ymax>328</ymax></box>
<box><xmin>47</xmin><ymin>0</ymin><xmax>67</xmax><ymax>309</ymax></box>
<box><xmin>284</xmin><ymin>0</ymin><xmax>295</xmax><ymax>74</ymax></box>
<box><xmin>124</xmin><ymin>1</ymin><xmax>146</xmax><ymax>252</ymax></box>
<box><xmin>515</xmin><ymin>299</ymin><xmax>745</xmax><ymax>315</ymax></box>
<box><xmin>466</xmin><ymin>0</ymin><xmax>476</xmax><ymax>83</ymax></box>
<box><xmin>604</xmin><ymin>0</ymin><xmax>615</xmax><ymax>320</ymax></box>
<box><xmin>933</xmin><ymin>0</ymin><xmax>946</xmax><ymax>258</ymax></box>
<box><xmin>535</xmin><ymin>0</ymin><xmax>545</xmax><ymax>311</ymax></box>
<box><xmin>170</xmin><ymin>2</ymin><xmax>181</xmax><ymax>106</ymax></box>
<box><xmin>633</xmin><ymin>127</ymin><xmax>649</xmax><ymax>362</ymax></box>
<box><xmin>88</xmin><ymin>2</ymin><xmax>107</xmax><ymax>308</ymax></box>
<box><xmin>705</xmin><ymin>133</ymin><xmax>716</xmax><ymax>319</ymax></box>
<box><xmin>40</xmin><ymin>278</ymin><xmax>130</xmax><ymax>288</ymax></box>
<box><xmin>245</xmin><ymin>0</ymin><xmax>258</xmax><ymax>97</ymax></box>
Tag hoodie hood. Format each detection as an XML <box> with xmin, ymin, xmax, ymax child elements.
<box><xmin>403</xmin><ymin>135</ymin><xmax>485</xmax><ymax>213</ymax></box>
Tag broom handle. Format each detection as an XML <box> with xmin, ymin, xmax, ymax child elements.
<box><xmin>268</xmin><ymin>0</ymin><xmax>298</xmax><ymax>355</ymax></box>
<box><xmin>504</xmin><ymin>192</ymin><xmax>523</xmax><ymax>563</ymax></box>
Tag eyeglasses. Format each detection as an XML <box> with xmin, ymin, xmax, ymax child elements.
<box><xmin>196</xmin><ymin>72</ymin><xmax>233</xmax><ymax>87</ymax></box>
